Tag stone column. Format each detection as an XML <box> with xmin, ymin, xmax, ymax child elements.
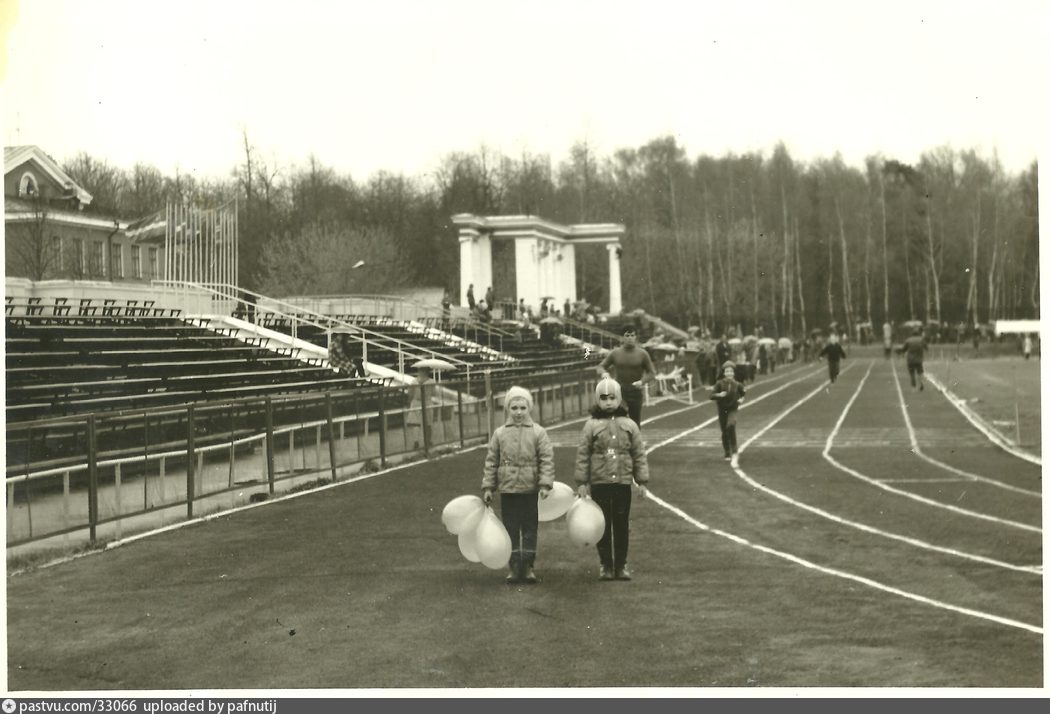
<box><xmin>458</xmin><ymin>229</ymin><xmax>492</xmax><ymax>307</ymax></box>
<box><xmin>539</xmin><ymin>239</ymin><xmax>553</xmax><ymax>308</ymax></box>
<box><xmin>607</xmin><ymin>243</ymin><xmax>622</xmax><ymax>314</ymax></box>
<box><xmin>515</xmin><ymin>237</ymin><xmax>539</xmax><ymax>314</ymax></box>
<box><xmin>458</xmin><ymin>232</ymin><xmax>476</xmax><ymax>306</ymax></box>
<box><xmin>563</xmin><ymin>243</ymin><xmax>577</xmax><ymax>309</ymax></box>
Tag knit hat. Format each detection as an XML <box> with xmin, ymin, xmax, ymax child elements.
<box><xmin>595</xmin><ymin>377</ymin><xmax>622</xmax><ymax>406</ymax></box>
<box><xmin>722</xmin><ymin>360</ymin><xmax>736</xmax><ymax>370</ymax></box>
<box><xmin>504</xmin><ymin>385</ymin><xmax>533</xmax><ymax>410</ymax></box>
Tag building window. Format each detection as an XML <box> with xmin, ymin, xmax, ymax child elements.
<box><xmin>111</xmin><ymin>244</ymin><xmax>124</xmax><ymax>278</ymax></box>
<box><xmin>50</xmin><ymin>236</ymin><xmax>62</xmax><ymax>275</ymax></box>
<box><xmin>70</xmin><ymin>238</ymin><xmax>85</xmax><ymax>277</ymax></box>
<box><xmin>148</xmin><ymin>247</ymin><xmax>159</xmax><ymax>279</ymax></box>
<box><xmin>19</xmin><ymin>172</ymin><xmax>38</xmax><ymax>198</ymax></box>
<box><xmin>90</xmin><ymin>240</ymin><xmax>105</xmax><ymax>277</ymax></box>
<box><xmin>131</xmin><ymin>245</ymin><xmax>142</xmax><ymax>279</ymax></box>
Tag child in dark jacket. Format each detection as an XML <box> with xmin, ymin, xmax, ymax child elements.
<box><xmin>711</xmin><ymin>361</ymin><xmax>745</xmax><ymax>466</ymax></box>
<box><xmin>574</xmin><ymin>377</ymin><xmax>649</xmax><ymax>581</ymax></box>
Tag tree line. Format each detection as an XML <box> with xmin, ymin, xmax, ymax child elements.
<box><xmin>61</xmin><ymin>133</ymin><xmax>1038</xmax><ymax>336</ymax></box>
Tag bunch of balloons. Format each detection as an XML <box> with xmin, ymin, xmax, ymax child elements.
<box><xmin>441</xmin><ymin>495</ymin><xmax>511</xmax><ymax>569</ymax></box>
<box><xmin>538</xmin><ymin>481</ymin><xmax>605</xmax><ymax>545</ymax></box>
<box><xmin>566</xmin><ymin>496</ymin><xmax>605</xmax><ymax>547</ymax></box>
<box><xmin>537</xmin><ymin>481</ymin><xmax>575</xmax><ymax>521</ymax></box>
<box><xmin>441</xmin><ymin>482</ymin><xmax>607</xmax><ymax>567</ymax></box>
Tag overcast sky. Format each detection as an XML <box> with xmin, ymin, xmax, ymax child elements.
<box><xmin>1</xmin><ymin>0</ymin><xmax>1047</xmax><ymax>182</ymax></box>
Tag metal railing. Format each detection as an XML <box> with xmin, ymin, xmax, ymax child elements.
<box><xmin>157</xmin><ymin>281</ymin><xmax>474</xmax><ymax>378</ymax></box>
<box><xmin>6</xmin><ymin>369</ymin><xmax>600</xmax><ymax>554</ymax></box>
<box><xmin>414</xmin><ymin>315</ymin><xmax>522</xmax><ymax>355</ymax></box>
<box><xmin>560</xmin><ymin>317</ymin><xmax>623</xmax><ymax>350</ymax></box>
<box><xmin>281</xmin><ymin>294</ymin><xmax>443</xmax><ymax>321</ymax></box>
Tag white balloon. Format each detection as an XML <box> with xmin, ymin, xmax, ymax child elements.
<box><xmin>475</xmin><ymin>509</ymin><xmax>512</xmax><ymax>569</ymax></box>
<box><xmin>567</xmin><ymin>497</ymin><xmax>606</xmax><ymax>547</ymax></box>
<box><xmin>458</xmin><ymin>528</ymin><xmax>482</xmax><ymax>563</ymax></box>
<box><xmin>537</xmin><ymin>481</ymin><xmax>575</xmax><ymax>522</ymax></box>
<box><xmin>442</xmin><ymin>495</ymin><xmax>485</xmax><ymax>535</ymax></box>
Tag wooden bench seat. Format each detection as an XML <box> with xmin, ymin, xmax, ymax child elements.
<box><xmin>5</xmin><ymin>345</ymin><xmax>287</xmax><ymax>368</ymax></box>
<box><xmin>9</xmin><ymin>365</ymin><xmax>340</xmax><ymax>401</ymax></box>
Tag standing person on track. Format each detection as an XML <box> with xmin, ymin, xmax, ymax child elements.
<box><xmin>715</xmin><ymin>334</ymin><xmax>732</xmax><ymax>378</ymax></box>
<box><xmin>482</xmin><ymin>386</ymin><xmax>554</xmax><ymax>585</ymax></box>
<box><xmin>819</xmin><ymin>333</ymin><xmax>847</xmax><ymax>384</ymax></box>
<box><xmin>598</xmin><ymin>328</ymin><xmax>656</xmax><ymax>426</ymax></box>
<box><xmin>575</xmin><ymin>377</ymin><xmax>650</xmax><ymax>581</ymax></box>
<box><xmin>711</xmin><ymin>361</ymin><xmax>745</xmax><ymax>467</ymax></box>
<box><xmin>897</xmin><ymin>327</ymin><xmax>927</xmax><ymax>391</ymax></box>
<box><xmin>1023</xmin><ymin>333</ymin><xmax>1033</xmax><ymax>360</ymax></box>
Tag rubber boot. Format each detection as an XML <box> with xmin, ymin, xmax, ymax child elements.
<box><xmin>506</xmin><ymin>554</ymin><xmax>522</xmax><ymax>584</ymax></box>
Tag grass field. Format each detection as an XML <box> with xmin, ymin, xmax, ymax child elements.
<box><xmin>925</xmin><ymin>356</ymin><xmax>1042</xmax><ymax>453</ymax></box>
<box><xmin>6</xmin><ymin>358</ymin><xmax>1042</xmax><ymax>690</ymax></box>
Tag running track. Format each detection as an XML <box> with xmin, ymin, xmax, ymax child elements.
<box><xmin>7</xmin><ymin>358</ymin><xmax>1042</xmax><ymax>689</ymax></box>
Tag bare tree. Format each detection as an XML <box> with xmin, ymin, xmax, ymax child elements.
<box><xmin>863</xmin><ymin>216</ymin><xmax>873</xmax><ymax>325</ymax></box>
<box><xmin>8</xmin><ymin>196</ymin><xmax>59</xmax><ymax>280</ymax></box>
<box><xmin>835</xmin><ymin>197</ymin><xmax>855</xmax><ymax>338</ymax></box>
<box><xmin>256</xmin><ymin>222</ymin><xmax>404</xmax><ymax>297</ymax></box>
<box><xmin>826</xmin><ymin>236</ymin><xmax>835</xmax><ymax>326</ymax></box>
<box><xmin>794</xmin><ymin>219</ymin><xmax>807</xmax><ymax>335</ymax></box>
<box><xmin>874</xmin><ymin>159</ymin><xmax>890</xmax><ymax>323</ymax></box>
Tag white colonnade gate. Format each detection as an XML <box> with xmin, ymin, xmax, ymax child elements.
<box><xmin>453</xmin><ymin>214</ymin><xmax>624</xmax><ymax>315</ymax></box>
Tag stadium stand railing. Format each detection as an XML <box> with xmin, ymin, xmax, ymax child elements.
<box><xmin>158</xmin><ymin>281</ymin><xmax>481</xmax><ymax>379</ymax></box>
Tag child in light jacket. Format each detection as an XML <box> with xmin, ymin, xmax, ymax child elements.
<box><xmin>482</xmin><ymin>386</ymin><xmax>554</xmax><ymax>584</ymax></box>
<box><xmin>574</xmin><ymin>377</ymin><xmax>649</xmax><ymax>581</ymax></box>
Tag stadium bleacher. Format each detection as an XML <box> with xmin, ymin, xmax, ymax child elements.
<box><xmin>4</xmin><ymin>293</ymin><xmax>604</xmax><ymax>484</ymax></box>
<box><xmin>5</xmin><ymin>304</ymin><xmax>362</xmax><ymax>423</ymax></box>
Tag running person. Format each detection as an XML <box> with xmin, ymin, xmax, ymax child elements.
<box><xmin>711</xmin><ymin>361</ymin><xmax>745</xmax><ymax>466</ymax></box>
<box><xmin>818</xmin><ymin>333</ymin><xmax>847</xmax><ymax>384</ymax></box>
<box><xmin>598</xmin><ymin>328</ymin><xmax>656</xmax><ymax>426</ymax></box>
<box><xmin>897</xmin><ymin>327</ymin><xmax>927</xmax><ymax>391</ymax></box>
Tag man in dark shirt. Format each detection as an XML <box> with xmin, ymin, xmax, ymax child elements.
<box><xmin>714</xmin><ymin>334</ymin><xmax>732</xmax><ymax>379</ymax></box>
<box><xmin>818</xmin><ymin>333</ymin><xmax>847</xmax><ymax>384</ymax></box>
<box><xmin>898</xmin><ymin>328</ymin><xmax>927</xmax><ymax>391</ymax></box>
<box><xmin>599</xmin><ymin>329</ymin><xmax>656</xmax><ymax>426</ymax></box>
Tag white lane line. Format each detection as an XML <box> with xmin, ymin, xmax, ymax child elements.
<box><xmin>717</xmin><ymin>361</ymin><xmax>1046</xmax><ymax>542</ymax></box>
<box><xmin>811</xmin><ymin>362</ymin><xmax>1040</xmax><ymax>573</ymax></box>
<box><xmin>644</xmin><ymin>368</ymin><xmax>828</xmax><ymax>454</ymax></box>
<box><xmin>891</xmin><ymin>362</ymin><xmax>1041</xmax><ymax>498</ymax></box>
<box><xmin>644</xmin><ymin>491</ymin><xmax>1043</xmax><ymax>636</ymax></box>
<box><xmin>803</xmin><ymin>363</ymin><xmax>1042</xmax><ymax>532</ymax></box>
<box><xmin>877</xmin><ymin>478</ymin><xmax>975</xmax><ymax>484</ymax></box>
<box><xmin>546</xmin><ymin>362</ymin><xmax>819</xmax><ymax>433</ymax></box>
<box><xmin>924</xmin><ymin>371</ymin><xmax>1042</xmax><ymax>466</ymax></box>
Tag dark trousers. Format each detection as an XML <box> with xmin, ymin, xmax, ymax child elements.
<box><xmin>621</xmin><ymin>384</ymin><xmax>643</xmax><ymax>426</ymax></box>
<box><xmin>907</xmin><ymin>361</ymin><xmax>924</xmax><ymax>387</ymax></box>
<box><xmin>827</xmin><ymin>360</ymin><xmax>841</xmax><ymax>383</ymax></box>
<box><xmin>590</xmin><ymin>484</ymin><xmax>632</xmax><ymax>570</ymax></box>
<box><xmin>718</xmin><ymin>408</ymin><xmax>738</xmax><ymax>455</ymax></box>
<box><xmin>500</xmin><ymin>493</ymin><xmax>539</xmax><ymax>569</ymax></box>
